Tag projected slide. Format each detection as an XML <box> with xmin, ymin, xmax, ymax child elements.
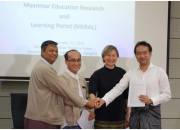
<box><xmin>0</xmin><ymin>1</ymin><xmax>135</xmax><ymax>57</ymax></box>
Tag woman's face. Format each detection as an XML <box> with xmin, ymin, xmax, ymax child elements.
<box><xmin>103</xmin><ymin>49</ymin><xmax>118</xmax><ymax>67</ymax></box>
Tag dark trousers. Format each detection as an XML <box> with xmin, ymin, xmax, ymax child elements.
<box><xmin>129</xmin><ymin>104</ymin><xmax>161</xmax><ymax>129</ymax></box>
<box><xmin>24</xmin><ymin>117</ymin><xmax>61</xmax><ymax>129</ymax></box>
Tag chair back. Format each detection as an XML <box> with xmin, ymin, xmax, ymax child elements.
<box><xmin>10</xmin><ymin>93</ymin><xmax>28</xmax><ymax>129</ymax></box>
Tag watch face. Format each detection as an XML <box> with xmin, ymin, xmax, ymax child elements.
<box><xmin>151</xmin><ymin>100</ymin><xmax>153</xmax><ymax>105</ymax></box>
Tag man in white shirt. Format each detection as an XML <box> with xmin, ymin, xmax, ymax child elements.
<box><xmin>59</xmin><ymin>50</ymin><xmax>95</xmax><ymax>129</ymax></box>
<box><xmin>95</xmin><ymin>41</ymin><xmax>171</xmax><ymax>129</ymax></box>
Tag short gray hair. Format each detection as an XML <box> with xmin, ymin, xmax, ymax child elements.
<box><xmin>101</xmin><ymin>45</ymin><xmax>119</xmax><ymax>63</ymax></box>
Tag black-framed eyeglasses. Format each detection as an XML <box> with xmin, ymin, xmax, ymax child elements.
<box><xmin>67</xmin><ymin>59</ymin><xmax>82</xmax><ymax>63</ymax></box>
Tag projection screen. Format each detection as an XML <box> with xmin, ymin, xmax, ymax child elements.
<box><xmin>0</xmin><ymin>1</ymin><xmax>168</xmax><ymax>79</ymax></box>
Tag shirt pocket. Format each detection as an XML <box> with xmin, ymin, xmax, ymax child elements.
<box><xmin>44</xmin><ymin>105</ymin><xmax>62</xmax><ymax>120</ymax></box>
<box><xmin>82</xmin><ymin>86</ymin><xmax>87</xmax><ymax>99</ymax></box>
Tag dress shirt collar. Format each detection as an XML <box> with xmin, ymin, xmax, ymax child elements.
<box><xmin>138</xmin><ymin>63</ymin><xmax>155</xmax><ymax>71</ymax></box>
<box><xmin>40</xmin><ymin>57</ymin><xmax>52</xmax><ymax>66</ymax></box>
<box><xmin>66</xmin><ymin>69</ymin><xmax>79</xmax><ymax>80</ymax></box>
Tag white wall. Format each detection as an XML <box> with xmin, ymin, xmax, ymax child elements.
<box><xmin>161</xmin><ymin>1</ymin><xmax>180</xmax><ymax>128</ymax></box>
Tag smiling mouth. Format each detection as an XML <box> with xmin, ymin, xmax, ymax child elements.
<box><xmin>51</xmin><ymin>56</ymin><xmax>57</xmax><ymax>58</ymax></box>
<box><xmin>73</xmin><ymin>66</ymin><xmax>79</xmax><ymax>69</ymax></box>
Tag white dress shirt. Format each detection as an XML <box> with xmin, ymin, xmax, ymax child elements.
<box><xmin>40</xmin><ymin>57</ymin><xmax>52</xmax><ymax>66</ymax></box>
<box><xmin>102</xmin><ymin>63</ymin><xmax>171</xmax><ymax>106</ymax></box>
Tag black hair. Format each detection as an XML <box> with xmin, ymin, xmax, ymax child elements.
<box><xmin>64</xmin><ymin>49</ymin><xmax>81</xmax><ymax>60</ymax></box>
<box><xmin>41</xmin><ymin>40</ymin><xmax>58</xmax><ymax>51</ymax></box>
<box><xmin>134</xmin><ymin>41</ymin><xmax>152</xmax><ymax>54</ymax></box>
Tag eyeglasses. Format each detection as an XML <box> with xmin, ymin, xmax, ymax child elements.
<box><xmin>67</xmin><ymin>59</ymin><xmax>82</xmax><ymax>63</ymax></box>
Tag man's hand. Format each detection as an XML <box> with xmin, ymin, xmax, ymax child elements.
<box><xmin>84</xmin><ymin>100</ymin><xmax>94</xmax><ymax>109</ymax></box>
<box><xmin>94</xmin><ymin>98</ymin><xmax>105</xmax><ymax>109</ymax></box>
<box><xmin>139</xmin><ymin>95</ymin><xmax>151</xmax><ymax>104</ymax></box>
<box><xmin>125</xmin><ymin>114</ymin><xmax>130</xmax><ymax>128</ymax></box>
<box><xmin>88</xmin><ymin>111</ymin><xmax>95</xmax><ymax>120</ymax></box>
<box><xmin>92</xmin><ymin>97</ymin><xmax>102</xmax><ymax>107</ymax></box>
<box><xmin>84</xmin><ymin>98</ymin><xmax>101</xmax><ymax>109</ymax></box>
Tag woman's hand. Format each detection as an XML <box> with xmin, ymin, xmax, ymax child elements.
<box><xmin>125</xmin><ymin>114</ymin><xmax>130</xmax><ymax>128</ymax></box>
<box><xmin>94</xmin><ymin>98</ymin><xmax>105</xmax><ymax>109</ymax></box>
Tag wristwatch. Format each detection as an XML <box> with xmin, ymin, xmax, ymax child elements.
<box><xmin>150</xmin><ymin>99</ymin><xmax>153</xmax><ymax>106</ymax></box>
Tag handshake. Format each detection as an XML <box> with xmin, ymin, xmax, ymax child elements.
<box><xmin>85</xmin><ymin>98</ymin><xmax>106</xmax><ymax>109</ymax></box>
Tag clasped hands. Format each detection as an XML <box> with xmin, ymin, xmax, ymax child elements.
<box><xmin>86</xmin><ymin>98</ymin><xmax>104</xmax><ymax>120</ymax></box>
<box><xmin>88</xmin><ymin>95</ymin><xmax>152</xmax><ymax>110</ymax></box>
<box><xmin>88</xmin><ymin>97</ymin><xmax>105</xmax><ymax>109</ymax></box>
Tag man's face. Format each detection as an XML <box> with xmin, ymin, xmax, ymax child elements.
<box><xmin>135</xmin><ymin>45</ymin><xmax>152</xmax><ymax>65</ymax></box>
<box><xmin>65</xmin><ymin>51</ymin><xmax>81</xmax><ymax>74</ymax></box>
<box><xmin>41</xmin><ymin>44</ymin><xmax>58</xmax><ymax>64</ymax></box>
